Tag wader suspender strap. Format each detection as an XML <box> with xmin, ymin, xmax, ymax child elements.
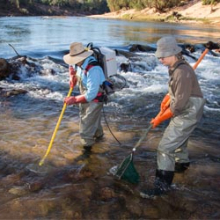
<box><xmin>170</xmin><ymin>61</ymin><xmax>186</xmax><ymax>75</ymax></box>
<box><xmin>84</xmin><ymin>64</ymin><xmax>104</xmax><ymax>102</ymax></box>
<box><xmin>169</xmin><ymin>61</ymin><xmax>187</xmax><ymax>95</ymax></box>
<box><xmin>85</xmin><ymin>64</ymin><xmax>94</xmax><ymax>73</ymax></box>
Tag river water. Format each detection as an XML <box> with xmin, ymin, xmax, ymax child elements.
<box><xmin>0</xmin><ymin>16</ymin><xmax>220</xmax><ymax>219</ymax></box>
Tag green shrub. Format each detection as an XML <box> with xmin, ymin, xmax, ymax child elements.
<box><xmin>107</xmin><ymin>0</ymin><xmax>188</xmax><ymax>12</ymax></box>
<box><xmin>202</xmin><ymin>0</ymin><xmax>220</xmax><ymax>5</ymax></box>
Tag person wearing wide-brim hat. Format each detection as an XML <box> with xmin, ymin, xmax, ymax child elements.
<box><xmin>64</xmin><ymin>42</ymin><xmax>106</xmax><ymax>150</ymax></box>
<box><xmin>140</xmin><ymin>36</ymin><xmax>205</xmax><ymax>198</ymax></box>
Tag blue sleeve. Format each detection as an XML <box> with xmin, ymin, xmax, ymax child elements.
<box><xmin>85</xmin><ymin>66</ymin><xmax>106</xmax><ymax>102</ymax></box>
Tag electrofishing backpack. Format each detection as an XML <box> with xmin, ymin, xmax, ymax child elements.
<box><xmin>86</xmin><ymin>43</ymin><xmax>117</xmax><ymax>97</ymax></box>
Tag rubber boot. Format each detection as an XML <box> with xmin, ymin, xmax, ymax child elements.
<box><xmin>175</xmin><ymin>162</ymin><xmax>190</xmax><ymax>173</ymax></box>
<box><xmin>140</xmin><ymin>169</ymin><xmax>174</xmax><ymax>199</ymax></box>
<box><xmin>83</xmin><ymin>145</ymin><xmax>92</xmax><ymax>152</ymax></box>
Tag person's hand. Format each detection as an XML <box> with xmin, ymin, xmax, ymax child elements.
<box><xmin>151</xmin><ymin>107</ymin><xmax>173</xmax><ymax>128</ymax></box>
<box><xmin>160</xmin><ymin>93</ymin><xmax>170</xmax><ymax>112</ymax></box>
<box><xmin>64</xmin><ymin>96</ymin><xmax>77</xmax><ymax>105</ymax></box>
<box><xmin>69</xmin><ymin>66</ymin><xmax>77</xmax><ymax>88</ymax></box>
<box><xmin>64</xmin><ymin>95</ymin><xmax>87</xmax><ymax>105</ymax></box>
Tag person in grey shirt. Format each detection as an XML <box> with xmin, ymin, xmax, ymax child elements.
<box><xmin>140</xmin><ymin>36</ymin><xmax>205</xmax><ymax>199</ymax></box>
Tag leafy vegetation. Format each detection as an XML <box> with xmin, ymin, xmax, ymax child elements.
<box><xmin>107</xmin><ymin>0</ymin><xmax>220</xmax><ymax>12</ymax></box>
<box><xmin>0</xmin><ymin>0</ymin><xmax>219</xmax><ymax>16</ymax></box>
<box><xmin>202</xmin><ymin>0</ymin><xmax>220</xmax><ymax>4</ymax></box>
<box><xmin>107</xmin><ymin>0</ymin><xmax>183</xmax><ymax>12</ymax></box>
<box><xmin>1</xmin><ymin>0</ymin><xmax>109</xmax><ymax>15</ymax></box>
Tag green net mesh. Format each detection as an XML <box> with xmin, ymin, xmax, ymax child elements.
<box><xmin>115</xmin><ymin>154</ymin><xmax>140</xmax><ymax>184</ymax></box>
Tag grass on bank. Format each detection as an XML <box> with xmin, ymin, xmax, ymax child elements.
<box><xmin>118</xmin><ymin>11</ymin><xmax>216</xmax><ymax>24</ymax></box>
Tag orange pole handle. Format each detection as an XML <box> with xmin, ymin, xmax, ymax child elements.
<box><xmin>193</xmin><ymin>48</ymin><xmax>209</xmax><ymax>70</ymax></box>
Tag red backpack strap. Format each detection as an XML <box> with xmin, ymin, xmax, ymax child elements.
<box><xmin>84</xmin><ymin>60</ymin><xmax>99</xmax><ymax>75</ymax></box>
<box><xmin>84</xmin><ymin>64</ymin><xmax>94</xmax><ymax>75</ymax></box>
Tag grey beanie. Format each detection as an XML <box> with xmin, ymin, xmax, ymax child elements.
<box><xmin>155</xmin><ymin>36</ymin><xmax>182</xmax><ymax>58</ymax></box>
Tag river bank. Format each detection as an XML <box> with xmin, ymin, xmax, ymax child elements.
<box><xmin>1</xmin><ymin>1</ymin><xmax>220</xmax><ymax>25</ymax></box>
<box><xmin>89</xmin><ymin>0</ymin><xmax>220</xmax><ymax>25</ymax></box>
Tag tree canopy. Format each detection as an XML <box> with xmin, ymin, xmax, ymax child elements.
<box><xmin>3</xmin><ymin>0</ymin><xmax>109</xmax><ymax>15</ymax></box>
<box><xmin>106</xmin><ymin>0</ymin><xmax>220</xmax><ymax>12</ymax></box>
<box><xmin>1</xmin><ymin>0</ymin><xmax>219</xmax><ymax>16</ymax></box>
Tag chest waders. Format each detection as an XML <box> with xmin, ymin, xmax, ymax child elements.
<box><xmin>77</xmin><ymin>66</ymin><xmax>104</xmax><ymax>147</ymax></box>
<box><xmin>140</xmin><ymin>48</ymin><xmax>208</xmax><ymax>198</ymax></box>
<box><xmin>157</xmin><ymin>82</ymin><xmax>205</xmax><ymax>172</ymax></box>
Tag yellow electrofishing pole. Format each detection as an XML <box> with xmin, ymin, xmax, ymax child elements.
<box><xmin>39</xmin><ymin>86</ymin><xmax>73</xmax><ymax>166</ymax></box>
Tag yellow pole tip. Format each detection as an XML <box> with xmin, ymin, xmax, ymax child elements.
<box><xmin>39</xmin><ymin>161</ymin><xmax>44</xmax><ymax>166</ymax></box>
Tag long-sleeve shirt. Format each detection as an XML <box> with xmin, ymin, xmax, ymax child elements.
<box><xmin>168</xmin><ymin>60</ymin><xmax>203</xmax><ymax>116</ymax></box>
<box><xmin>76</xmin><ymin>56</ymin><xmax>106</xmax><ymax>102</ymax></box>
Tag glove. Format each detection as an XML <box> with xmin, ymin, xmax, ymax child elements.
<box><xmin>160</xmin><ymin>93</ymin><xmax>170</xmax><ymax>112</ymax></box>
<box><xmin>64</xmin><ymin>95</ymin><xmax>87</xmax><ymax>105</ymax></box>
<box><xmin>151</xmin><ymin>107</ymin><xmax>173</xmax><ymax>128</ymax></box>
<box><xmin>69</xmin><ymin>66</ymin><xmax>77</xmax><ymax>88</ymax></box>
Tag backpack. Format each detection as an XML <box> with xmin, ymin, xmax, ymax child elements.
<box><xmin>86</xmin><ymin>43</ymin><xmax>117</xmax><ymax>95</ymax></box>
<box><xmin>85</xmin><ymin>43</ymin><xmax>127</xmax><ymax>103</ymax></box>
<box><xmin>84</xmin><ymin>61</ymin><xmax>113</xmax><ymax>104</ymax></box>
<box><xmin>86</xmin><ymin>42</ymin><xmax>117</xmax><ymax>79</ymax></box>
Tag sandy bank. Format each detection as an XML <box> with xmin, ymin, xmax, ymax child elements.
<box><xmin>89</xmin><ymin>1</ymin><xmax>220</xmax><ymax>24</ymax></box>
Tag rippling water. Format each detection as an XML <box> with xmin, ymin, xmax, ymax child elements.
<box><xmin>0</xmin><ymin>16</ymin><xmax>220</xmax><ymax>219</ymax></box>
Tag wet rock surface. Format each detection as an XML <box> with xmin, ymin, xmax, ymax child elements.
<box><xmin>0</xmin><ymin>137</ymin><xmax>219</xmax><ymax>219</ymax></box>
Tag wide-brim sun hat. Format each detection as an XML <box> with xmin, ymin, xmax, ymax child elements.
<box><xmin>63</xmin><ymin>42</ymin><xmax>93</xmax><ymax>65</ymax></box>
<box><xmin>155</xmin><ymin>36</ymin><xmax>182</xmax><ymax>58</ymax></box>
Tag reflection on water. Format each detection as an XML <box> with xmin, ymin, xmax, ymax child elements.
<box><xmin>1</xmin><ymin>17</ymin><xmax>220</xmax><ymax>58</ymax></box>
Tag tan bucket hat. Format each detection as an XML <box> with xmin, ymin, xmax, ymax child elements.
<box><xmin>155</xmin><ymin>36</ymin><xmax>182</xmax><ymax>58</ymax></box>
<box><xmin>63</xmin><ymin>42</ymin><xmax>93</xmax><ymax>65</ymax></box>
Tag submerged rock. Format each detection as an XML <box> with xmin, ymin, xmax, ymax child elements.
<box><xmin>0</xmin><ymin>55</ymin><xmax>57</xmax><ymax>81</ymax></box>
<box><xmin>100</xmin><ymin>187</ymin><xmax>116</xmax><ymax>200</ymax></box>
<box><xmin>5</xmin><ymin>89</ymin><xmax>28</xmax><ymax>97</ymax></box>
<box><xmin>0</xmin><ymin>55</ymin><xmax>60</xmax><ymax>97</ymax></box>
<box><xmin>8</xmin><ymin>186</ymin><xmax>29</xmax><ymax>196</ymax></box>
<box><xmin>0</xmin><ymin>58</ymin><xmax>9</xmax><ymax>79</ymax></box>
